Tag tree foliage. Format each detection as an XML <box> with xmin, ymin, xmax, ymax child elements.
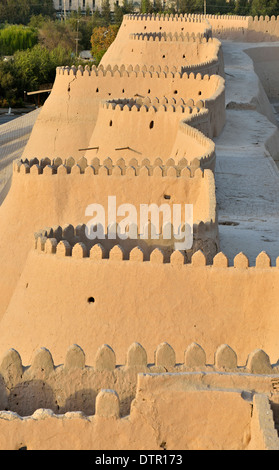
<box><xmin>0</xmin><ymin>25</ymin><xmax>38</xmax><ymax>56</ymax></box>
<box><xmin>0</xmin><ymin>44</ymin><xmax>75</xmax><ymax>106</ymax></box>
<box><xmin>90</xmin><ymin>24</ymin><xmax>119</xmax><ymax>64</ymax></box>
<box><xmin>0</xmin><ymin>0</ymin><xmax>55</xmax><ymax>25</ymax></box>
<box><xmin>114</xmin><ymin>0</ymin><xmax>135</xmax><ymax>25</ymax></box>
<box><xmin>38</xmin><ymin>20</ymin><xmax>77</xmax><ymax>51</ymax></box>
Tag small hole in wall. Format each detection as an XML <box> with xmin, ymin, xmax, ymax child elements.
<box><xmin>174</xmin><ymin>90</ymin><xmax>178</xmax><ymax>94</ymax></box>
<box><xmin>149</xmin><ymin>120</ymin><xmax>154</xmax><ymax>129</ymax></box>
<box><xmin>122</xmin><ymin>89</ymin><xmax>125</xmax><ymax>93</ymax></box>
<box><xmin>88</xmin><ymin>297</ymin><xmax>95</xmax><ymax>304</ymax></box>
<box><xmin>96</xmin><ymin>88</ymin><xmax>99</xmax><ymax>93</ymax></box>
<box><xmin>164</xmin><ymin>195</ymin><xmax>171</xmax><ymax>200</ymax></box>
<box><xmin>162</xmin><ymin>55</ymin><xmax>165</xmax><ymax>59</ymax></box>
<box><xmin>18</xmin><ymin>446</ymin><xmax>27</xmax><ymax>451</ymax></box>
<box><xmin>109</xmin><ymin>120</ymin><xmax>113</xmax><ymax>126</ymax></box>
<box><xmin>148</xmin><ymin>89</ymin><xmax>151</xmax><ymax>94</ymax></box>
<box><xmin>198</xmin><ymin>91</ymin><xmax>202</xmax><ymax>95</ymax></box>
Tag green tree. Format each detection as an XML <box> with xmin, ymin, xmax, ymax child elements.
<box><xmin>0</xmin><ymin>43</ymin><xmax>77</xmax><ymax>107</ymax></box>
<box><xmin>234</xmin><ymin>0</ymin><xmax>250</xmax><ymax>15</ymax></box>
<box><xmin>91</xmin><ymin>24</ymin><xmax>119</xmax><ymax>64</ymax></box>
<box><xmin>38</xmin><ymin>20</ymin><xmax>76</xmax><ymax>52</ymax></box>
<box><xmin>122</xmin><ymin>0</ymin><xmax>135</xmax><ymax>13</ymax></box>
<box><xmin>28</xmin><ymin>14</ymin><xmax>50</xmax><ymax>29</ymax></box>
<box><xmin>0</xmin><ymin>25</ymin><xmax>38</xmax><ymax>56</ymax></box>
<box><xmin>114</xmin><ymin>2</ymin><xmax>124</xmax><ymax>25</ymax></box>
<box><xmin>29</xmin><ymin>0</ymin><xmax>55</xmax><ymax>18</ymax></box>
<box><xmin>0</xmin><ymin>0</ymin><xmax>31</xmax><ymax>25</ymax></box>
<box><xmin>101</xmin><ymin>0</ymin><xmax>112</xmax><ymax>24</ymax></box>
<box><xmin>85</xmin><ymin>4</ymin><xmax>91</xmax><ymax>16</ymax></box>
<box><xmin>177</xmin><ymin>0</ymin><xmax>199</xmax><ymax>14</ymax></box>
<box><xmin>250</xmin><ymin>0</ymin><xmax>274</xmax><ymax>16</ymax></box>
<box><xmin>140</xmin><ymin>0</ymin><xmax>153</xmax><ymax>14</ymax></box>
<box><xmin>265</xmin><ymin>0</ymin><xmax>279</xmax><ymax>16</ymax></box>
<box><xmin>0</xmin><ymin>0</ymin><xmax>55</xmax><ymax>25</ymax></box>
<box><xmin>205</xmin><ymin>0</ymin><xmax>231</xmax><ymax>14</ymax></box>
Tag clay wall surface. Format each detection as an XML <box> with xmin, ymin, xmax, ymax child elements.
<box><xmin>29</xmin><ymin>167</ymin><xmax>217</xmax><ymax>256</ymax></box>
<box><xmin>196</xmin><ymin>14</ymin><xmax>249</xmax><ymax>36</ymax></box>
<box><xmin>0</xmin><ymin>161</ymin><xmax>217</xmax><ymax>319</ymax></box>
<box><xmin>196</xmin><ymin>14</ymin><xmax>279</xmax><ymax>42</ymax></box>
<box><xmin>0</xmin><ymin>342</ymin><xmax>277</xmax><ymax>419</ymax></box>
<box><xmin>0</xmin><ymin>371</ymin><xmax>278</xmax><ymax>450</ymax></box>
<box><xmin>1</xmin><ymin>248</ymin><xmax>279</xmax><ymax>367</ymax></box>
<box><xmin>84</xmin><ymin>99</ymin><xmax>215</xmax><ymax>166</ymax></box>
<box><xmin>22</xmin><ymin>66</ymin><xmax>225</xmax><ymax>160</ymax></box>
<box><xmin>247</xmin><ymin>16</ymin><xmax>279</xmax><ymax>41</ymax></box>
<box><xmin>101</xmin><ymin>34</ymin><xmax>223</xmax><ymax>76</ymax></box>
<box><xmin>117</xmin><ymin>14</ymin><xmax>212</xmax><ymax>39</ymax></box>
<box><xmin>0</xmin><ymin>388</ymin><xmax>253</xmax><ymax>450</ymax></box>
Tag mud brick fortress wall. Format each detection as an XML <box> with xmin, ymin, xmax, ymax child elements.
<box><xmin>0</xmin><ymin>343</ymin><xmax>279</xmax><ymax>450</ymax></box>
<box><xmin>195</xmin><ymin>14</ymin><xmax>279</xmax><ymax>42</ymax></box>
<box><xmin>1</xmin><ymin>13</ymin><xmax>279</xmax><ymax>449</ymax></box>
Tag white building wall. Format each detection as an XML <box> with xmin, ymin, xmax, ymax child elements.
<box><xmin>53</xmin><ymin>0</ymin><xmax>124</xmax><ymax>13</ymax></box>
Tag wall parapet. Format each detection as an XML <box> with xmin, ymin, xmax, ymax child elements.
<box><xmin>189</xmin><ymin>14</ymin><xmax>279</xmax><ymax>42</ymax></box>
<box><xmin>129</xmin><ymin>32</ymin><xmax>211</xmax><ymax>43</ymax></box>
<box><xmin>0</xmin><ymin>342</ymin><xmax>278</xmax><ymax>382</ymax></box>
<box><xmin>124</xmin><ymin>13</ymin><xmax>209</xmax><ymax>24</ymax></box>
<box><xmin>14</xmin><ymin>156</ymin><xmax>204</xmax><ymax>177</ymax></box>
<box><xmin>56</xmin><ymin>63</ymin><xmax>223</xmax><ymax>81</ymax></box>
<box><xmin>100</xmin><ymin>96</ymin><xmax>206</xmax><ymax>114</ymax></box>
<box><xmin>33</xmin><ymin>236</ymin><xmax>279</xmax><ymax>270</ymax></box>
<box><xmin>0</xmin><ymin>342</ymin><xmax>277</xmax><ymax>425</ymax></box>
<box><xmin>122</xmin><ymin>13</ymin><xmax>212</xmax><ymax>39</ymax></box>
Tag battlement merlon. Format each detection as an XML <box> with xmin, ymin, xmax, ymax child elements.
<box><xmin>122</xmin><ymin>13</ymin><xmax>212</xmax><ymax>38</ymax></box>
<box><xmin>0</xmin><ymin>342</ymin><xmax>278</xmax><ymax>383</ymax></box>
<box><xmin>128</xmin><ymin>31</ymin><xmax>211</xmax><ymax>43</ymax></box>
<box><xmin>56</xmin><ymin>63</ymin><xmax>223</xmax><ymax>81</ymax></box>
<box><xmin>14</xmin><ymin>156</ymin><xmax>213</xmax><ymax>176</ymax></box>
<box><xmin>195</xmin><ymin>14</ymin><xmax>279</xmax><ymax>41</ymax></box>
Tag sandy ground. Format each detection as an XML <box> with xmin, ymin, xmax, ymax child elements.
<box><xmin>215</xmin><ymin>41</ymin><xmax>279</xmax><ymax>265</ymax></box>
<box><xmin>0</xmin><ymin>108</ymin><xmax>40</xmax><ymax>204</ymax></box>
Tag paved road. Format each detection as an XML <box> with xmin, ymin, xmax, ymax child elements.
<box><xmin>215</xmin><ymin>41</ymin><xmax>279</xmax><ymax>265</ymax></box>
<box><xmin>0</xmin><ymin>108</ymin><xmax>40</xmax><ymax>204</ymax></box>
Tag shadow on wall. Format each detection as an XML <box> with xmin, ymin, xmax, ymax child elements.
<box><xmin>214</xmin><ymin>29</ymin><xmax>279</xmax><ymax>42</ymax></box>
<box><xmin>244</xmin><ymin>46</ymin><xmax>279</xmax><ymax>101</ymax></box>
<box><xmin>5</xmin><ymin>381</ymin><xmax>133</xmax><ymax>417</ymax></box>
